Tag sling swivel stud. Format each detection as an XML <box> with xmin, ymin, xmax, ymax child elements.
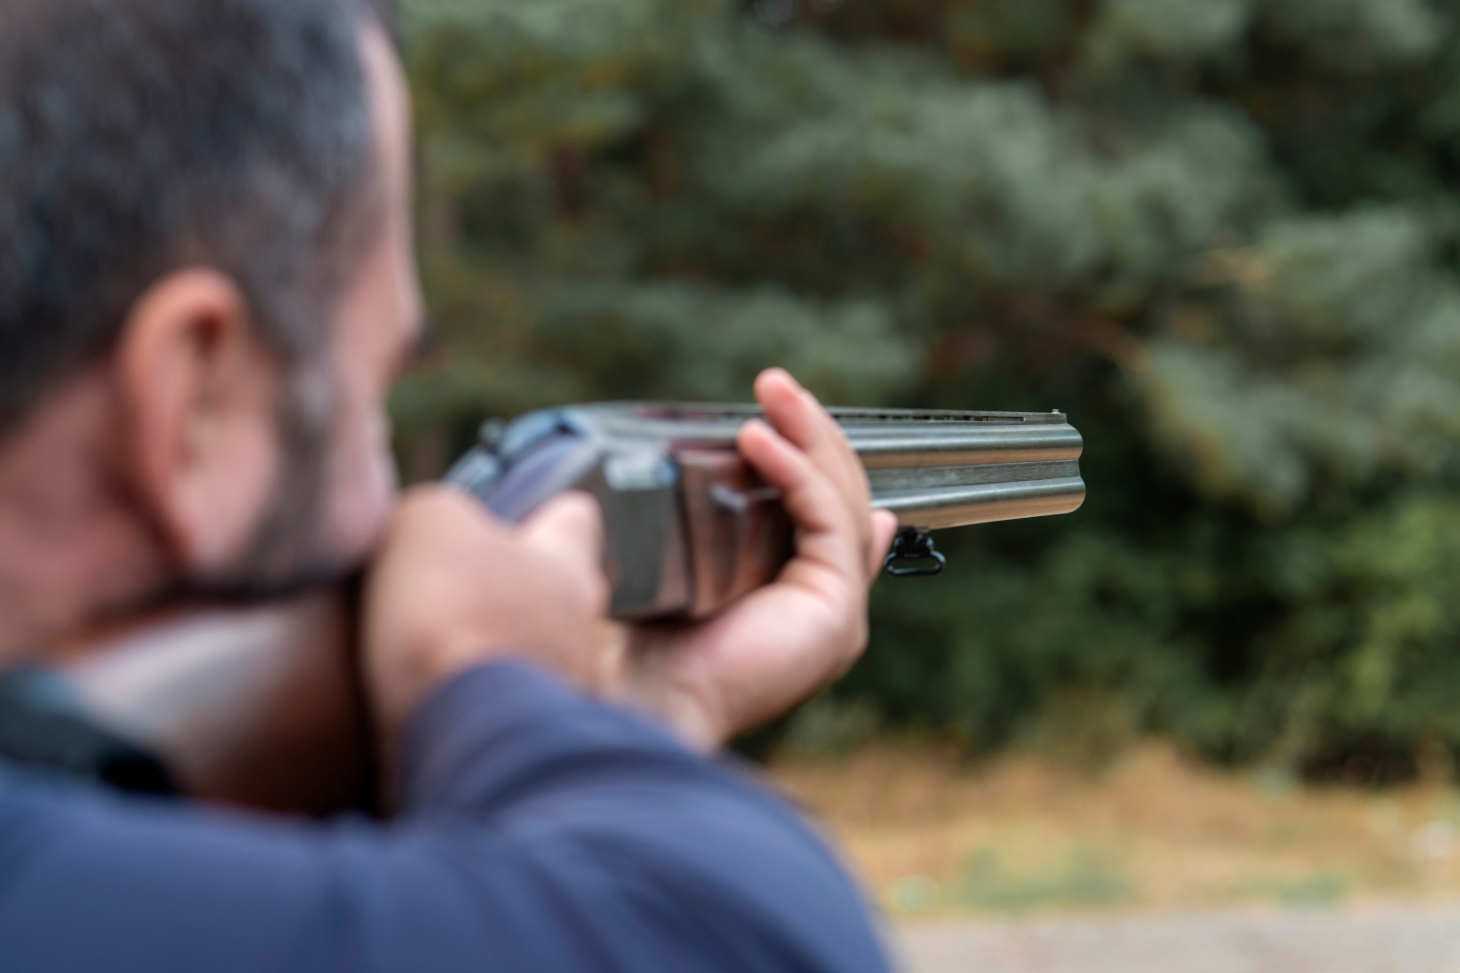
<box><xmin>884</xmin><ymin>528</ymin><xmax>946</xmax><ymax>578</ymax></box>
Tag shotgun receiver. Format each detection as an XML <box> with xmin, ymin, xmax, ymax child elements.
<box><xmin>447</xmin><ymin>404</ymin><xmax>1085</xmax><ymax>621</ymax></box>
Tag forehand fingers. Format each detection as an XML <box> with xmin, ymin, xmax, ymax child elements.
<box><xmin>753</xmin><ymin>369</ymin><xmax>883</xmax><ymax>582</ymax></box>
<box><xmin>737</xmin><ymin>418</ymin><xmax>847</xmax><ymax>539</ymax></box>
<box><xmin>755</xmin><ymin>370</ymin><xmax>868</xmax><ymax>508</ymax></box>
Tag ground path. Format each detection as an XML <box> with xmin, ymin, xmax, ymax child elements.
<box><xmin>895</xmin><ymin>906</ymin><xmax>1460</xmax><ymax>973</ymax></box>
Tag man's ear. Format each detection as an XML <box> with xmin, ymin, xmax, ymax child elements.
<box><xmin>114</xmin><ymin>269</ymin><xmax>283</xmax><ymax>576</ymax></box>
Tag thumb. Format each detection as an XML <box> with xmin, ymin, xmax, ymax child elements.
<box><xmin>521</xmin><ymin>490</ymin><xmax>607</xmax><ymax>584</ymax></box>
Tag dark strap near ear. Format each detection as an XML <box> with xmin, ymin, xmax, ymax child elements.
<box><xmin>0</xmin><ymin>667</ymin><xmax>177</xmax><ymax>796</ymax></box>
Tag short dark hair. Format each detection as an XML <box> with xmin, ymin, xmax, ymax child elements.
<box><xmin>0</xmin><ymin>0</ymin><xmax>386</xmax><ymax>430</ymax></box>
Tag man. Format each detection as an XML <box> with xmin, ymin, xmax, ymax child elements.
<box><xmin>0</xmin><ymin>0</ymin><xmax>902</xmax><ymax>970</ymax></box>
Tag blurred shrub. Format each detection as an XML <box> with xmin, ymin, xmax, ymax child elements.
<box><xmin>397</xmin><ymin>0</ymin><xmax>1460</xmax><ymax>779</ymax></box>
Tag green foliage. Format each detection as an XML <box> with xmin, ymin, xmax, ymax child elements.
<box><xmin>397</xmin><ymin>0</ymin><xmax>1460</xmax><ymax>778</ymax></box>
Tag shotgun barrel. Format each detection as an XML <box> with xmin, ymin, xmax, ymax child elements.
<box><xmin>447</xmin><ymin>404</ymin><xmax>1085</xmax><ymax>620</ymax></box>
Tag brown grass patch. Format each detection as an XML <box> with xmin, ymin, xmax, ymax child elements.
<box><xmin>768</xmin><ymin>741</ymin><xmax>1460</xmax><ymax>917</ymax></box>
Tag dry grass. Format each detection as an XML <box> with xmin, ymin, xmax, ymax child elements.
<box><xmin>768</xmin><ymin>742</ymin><xmax>1460</xmax><ymax>918</ymax></box>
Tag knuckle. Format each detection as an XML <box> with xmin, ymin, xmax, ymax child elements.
<box><xmin>401</xmin><ymin>484</ymin><xmax>470</xmax><ymax>525</ymax></box>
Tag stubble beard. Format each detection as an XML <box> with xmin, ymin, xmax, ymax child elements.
<box><xmin>196</xmin><ymin>361</ymin><xmax>357</xmax><ymax>602</ymax></box>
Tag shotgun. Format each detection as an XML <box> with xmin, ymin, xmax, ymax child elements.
<box><xmin>32</xmin><ymin>403</ymin><xmax>1083</xmax><ymax>814</ymax></box>
<box><xmin>447</xmin><ymin>403</ymin><xmax>1086</xmax><ymax>620</ymax></box>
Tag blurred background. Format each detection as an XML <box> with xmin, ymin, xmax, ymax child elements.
<box><xmin>393</xmin><ymin>0</ymin><xmax>1460</xmax><ymax>924</ymax></box>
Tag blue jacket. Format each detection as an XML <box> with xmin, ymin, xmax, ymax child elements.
<box><xmin>0</xmin><ymin>662</ymin><xmax>893</xmax><ymax>973</ymax></box>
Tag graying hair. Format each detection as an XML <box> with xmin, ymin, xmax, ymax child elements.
<box><xmin>0</xmin><ymin>0</ymin><xmax>387</xmax><ymax>431</ymax></box>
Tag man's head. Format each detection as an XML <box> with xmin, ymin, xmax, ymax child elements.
<box><xmin>0</xmin><ymin>0</ymin><xmax>421</xmax><ymax>635</ymax></box>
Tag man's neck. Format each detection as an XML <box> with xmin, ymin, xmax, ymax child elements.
<box><xmin>0</xmin><ymin>375</ymin><xmax>169</xmax><ymax>658</ymax></box>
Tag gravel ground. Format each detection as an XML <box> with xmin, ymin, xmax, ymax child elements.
<box><xmin>895</xmin><ymin>907</ymin><xmax>1460</xmax><ymax>973</ymax></box>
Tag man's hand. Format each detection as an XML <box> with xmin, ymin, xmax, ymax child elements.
<box><xmin>615</xmin><ymin>369</ymin><xmax>900</xmax><ymax>750</ymax></box>
<box><xmin>363</xmin><ymin>486</ymin><xmax>609</xmax><ymax>746</ymax></box>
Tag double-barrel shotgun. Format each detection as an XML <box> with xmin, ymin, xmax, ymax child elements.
<box><xmin>31</xmin><ymin>403</ymin><xmax>1084</xmax><ymax>814</ymax></box>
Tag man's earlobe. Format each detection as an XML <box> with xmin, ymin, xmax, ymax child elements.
<box><xmin>113</xmin><ymin>269</ymin><xmax>284</xmax><ymax>577</ymax></box>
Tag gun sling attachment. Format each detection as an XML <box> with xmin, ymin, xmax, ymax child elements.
<box><xmin>447</xmin><ymin>404</ymin><xmax>1085</xmax><ymax>621</ymax></box>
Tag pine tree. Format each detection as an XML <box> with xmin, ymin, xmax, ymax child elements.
<box><xmin>398</xmin><ymin>0</ymin><xmax>1460</xmax><ymax>778</ymax></box>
